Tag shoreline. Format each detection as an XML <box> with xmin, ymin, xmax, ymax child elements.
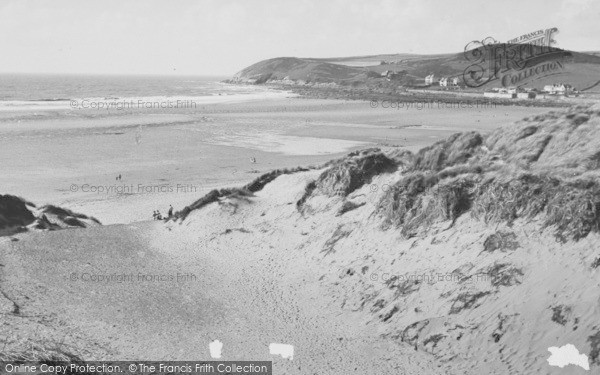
<box><xmin>222</xmin><ymin>80</ymin><xmax>597</xmax><ymax>108</ymax></box>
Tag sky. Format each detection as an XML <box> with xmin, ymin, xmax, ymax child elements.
<box><xmin>0</xmin><ymin>0</ymin><xmax>599</xmax><ymax>76</ymax></box>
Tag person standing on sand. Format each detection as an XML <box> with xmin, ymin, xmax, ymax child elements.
<box><xmin>168</xmin><ymin>205</ymin><xmax>173</xmax><ymax>218</ymax></box>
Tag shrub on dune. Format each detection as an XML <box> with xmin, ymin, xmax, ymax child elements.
<box><xmin>412</xmin><ymin>132</ymin><xmax>483</xmax><ymax>172</ymax></box>
<box><xmin>0</xmin><ymin>195</ymin><xmax>36</xmax><ymax>230</ymax></box>
<box><xmin>39</xmin><ymin>205</ymin><xmax>101</xmax><ymax>225</ymax></box>
<box><xmin>314</xmin><ymin>150</ymin><xmax>397</xmax><ymax>197</ymax></box>
<box><xmin>376</xmin><ymin>104</ymin><xmax>600</xmax><ymax>241</ymax></box>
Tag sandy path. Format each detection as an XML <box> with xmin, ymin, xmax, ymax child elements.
<box><xmin>0</xmin><ymin>219</ymin><xmax>444</xmax><ymax>374</ymax></box>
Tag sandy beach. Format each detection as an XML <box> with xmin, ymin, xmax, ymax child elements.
<box><xmin>4</xmin><ymin>1</ymin><xmax>600</xmax><ymax>373</ymax></box>
<box><xmin>3</xmin><ymin>102</ymin><xmax>600</xmax><ymax>374</ymax></box>
<box><xmin>0</xmin><ymin>97</ymin><xmax>551</xmax><ymax>224</ymax></box>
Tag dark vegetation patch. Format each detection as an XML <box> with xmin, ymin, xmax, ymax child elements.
<box><xmin>487</xmin><ymin>263</ymin><xmax>524</xmax><ymax>287</ymax></box>
<box><xmin>40</xmin><ymin>205</ymin><xmax>101</xmax><ymax>224</ymax></box>
<box><xmin>177</xmin><ymin>167</ymin><xmax>310</xmax><ymax>220</ymax></box>
<box><xmin>527</xmin><ymin>135</ymin><xmax>552</xmax><ymax>163</ymax></box>
<box><xmin>0</xmin><ymin>196</ymin><xmax>100</xmax><ymax>235</ymax></box>
<box><xmin>61</xmin><ymin>217</ymin><xmax>86</xmax><ymax>228</ymax></box>
<box><xmin>588</xmin><ymin>151</ymin><xmax>600</xmax><ymax>170</ymax></box>
<box><xmin>399</xmin><ymin>320</ymin><xmax>430</xmax><ymax>347</ymax></box>
<box><xmin>411</xmin><ymin>132</ymin><xmax>483</xmax><ymax>172</ymax></box>
<box><xmin>384</xmin><ymin>276</ymin><xmax>421</xmax><ymax>298</ymax></box>
<box><xmin>244</xmin><ymin>167</ymin><xmax>310</xmax><ymax>192</ymax></box>
<box><xmin>336</xmin><ymin>200</ymin><xmax>366</xmax><ymax>216</ymax></box>
<box><xmin>514</xmin><ymin>125</ymin><xmax>538</xmax><ymax>141</ymax></box>
<box><xmin>0</xmin><ymin>195</ymin><xmax>36</xmax><ymax>230</ymax></box>
<box><xmin>483</xmin><ymin>231</ymin><xmax>520</xmax><ymax>252</ymax></box>
<box><xmin>380</xmin><ymin>305</ymin><xmax>399</xmax><ymax>322</ymax></box>
<box><xmin>296</xmin><ymin>181</ymin><xmax>316</xmax><ymax>212</ymax></box>
<box><xmin>0</xmin><ymin>347</ymin><xmax>85</xmax><ymax>365</ymax></box>
<box><xmin>0</xmin><ymin>289</ymin><xmax>20</xmax><ymax>315</ymax></box>
<box><xmin>371</xmin><ymin>298</ymin><xmax>386</xmax><ymax>312</ymax></box>
<box><xmin>176</xmin><ymin>188</ymin><xmax>249</xmax><ymax>220</ymax></box>
<box><xmin>378</xmin><ymin>171</ymin><xmax>480</xmax><ymax>235</ymax></box>
<box><xmin>423</xmin><ymin>334</ymin><xmax>446</xmax><ymax>350</ymax></box>
<box><xmin>550</xmin><ymin>305</ymin><xmax>572</xmax><ymax>326</ymax></box>
<box><xmin>570</xmin><ymin>113</ymin><xmax>590</xmax><ymax>126</ymax></box>
<box><xmin>385</xmin><ymin>148</ymin><xmax>415</xmax><ymax>166</ymax></box>
<box><xmin>222</xmin><ymin>228</ymin><xmax>251</xmax><ymax>235</ymax></box>
<box><xmin>491</xmin><ymin>313</ymin><xmax>518</xmax><ymax>343</ymax></box>
<box><xmin>449</xmin><ymin>291</ymin><xmax>491</xmax><ymax>314</ymax></box>
<box><xmin>592</xmin><ymin>257</ymin><xmax>600</xmax><ymax>269</ymax></box>
<box><xmin>588</xmin><ymin>329</ymin><xmax>600</xmax><ymax>366</ymax></box>
<box><xmin>472</xmin><ymin>175</ymin><xmax>600</xmax><ymax>241</ymax></box>
<box><xmin>315</xmin><ymin>150</ymin><xmax>397</xmax><ymax>197</ymax></box>
<box><xmin>321</xmin><ymin>225</ymin><xmax>353</xmax><ymax>255</ymax></box>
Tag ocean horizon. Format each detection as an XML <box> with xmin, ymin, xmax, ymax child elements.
<box><xmin>0</xmin><ymin>74</ymin><xmax>293</xmax><ymax>111</ymax></box>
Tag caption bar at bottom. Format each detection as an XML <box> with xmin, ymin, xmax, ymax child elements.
<box><xmin>0</xmin><ymin>362</ymin><xmax>272</xmax><ymax>375</ymax></box>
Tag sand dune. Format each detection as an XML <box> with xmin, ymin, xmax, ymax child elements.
<box><xmin>0</xmin><ymin>194</ymin><xmax>100</xmax><ymax>237</ymax></box>
<box><xmin>2</xmin><ymin>104</ymin><xmax>600</xmax><ymax>373</ymax></box>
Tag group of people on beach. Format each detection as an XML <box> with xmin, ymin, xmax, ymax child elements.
<box><xmin>153</xmin><ymin>205</ymin><xmax>173</xmax><ymax>221</ymax></box>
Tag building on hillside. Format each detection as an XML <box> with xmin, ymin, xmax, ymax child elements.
<box><xmin>380</xmin><ymin>70</ymin><xmax>400</xmax><ymax>80</ymax></box>
<box><xmin>543</xmin><ymin>84</ymin><xmax>565</xmax><ymax>94</ymax></box>
<box><xmin>439</xmin><ymin>77</ymin><xmax>460</xmax><ymax>87</ymax></box>
<box><xmin>543</xmin><ymin>83</ymin><xmax>578</xmax><ymax>96</ymax></box>
<box><xmin>425</xmin><ymin>74</ymin><xmax>435</xmax><ymax>85</ymax></box>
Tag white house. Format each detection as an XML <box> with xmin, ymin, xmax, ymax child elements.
<box><xmin>439</xmin><ymin>77</ymin><xmax>459</xmax><ymax>87</ymax></box>
<box><xmin>543</xmin><ymin>83</ymin><xmax>574</xmax><ymax>95</ymax></box>
<box><xmin>425</xmin><ymin>74</ymin><xmax>435</xmax><ymax>85</ymax></box>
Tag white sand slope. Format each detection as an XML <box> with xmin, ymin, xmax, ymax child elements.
<box><xmin>0</xmin><ymin>199</ymin><xmax>442</xmax><ymax>374</ymax></box>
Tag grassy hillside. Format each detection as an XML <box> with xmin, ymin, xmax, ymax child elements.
<box><xmin>232</xmin><ymin>45</ymin><xmax>600</xmax><ymax>92</ymax></box>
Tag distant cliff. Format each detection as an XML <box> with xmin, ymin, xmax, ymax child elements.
<box><xmin>231</xmin><ymin>57</ymin><xmax>367</xmax><ymax>85</ymax></box>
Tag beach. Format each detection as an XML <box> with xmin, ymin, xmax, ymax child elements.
<box><xmin>0</xmin><ymin>93</ymin><xmax>551</xmax><ymax>224</ymax></box>
<box><xmin>2</xmin><ymin>83</ymin><xmax>599</xmax><ymax>373</ymax></box>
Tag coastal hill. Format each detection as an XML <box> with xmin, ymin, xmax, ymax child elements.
<box><xmin>2</xmin><ymin>104</ymin><xmax>599</xmax><ymax>373</ymax></box>
<box><xmin>232</xmin><ymin>45</ymin><xmax>600</xmax><ymax>92</ymax></box>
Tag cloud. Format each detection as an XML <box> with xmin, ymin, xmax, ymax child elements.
<box><xmin>0</xmin><ymin>0</ymin><xmax>598</xmax><ymax>75</ymax></box>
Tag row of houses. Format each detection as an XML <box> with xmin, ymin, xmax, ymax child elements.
<box><xmin>542</xmin><ymin>83</ymin><xmax>578</xmax><ymax>95</ymax></box>
<box><xmin>424</xmin><ymin>74</ymin><xmax>460</xmax><ymax>86</ymax></box>
<box><xmin>483</xmin><ymin>84</ymin><xmax>579</xmax><ymax>99</ymax></box>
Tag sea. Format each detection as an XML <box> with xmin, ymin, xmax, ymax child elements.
<box><xmin>0</xmin><ymin>74</ymin><xmax>289</xmax><ymax>111</ymax></box>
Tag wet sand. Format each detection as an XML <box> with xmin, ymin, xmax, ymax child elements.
<box><xmin>0</xmin><ymin>97</ymin><xmax>551</xmax><ymax>224</ymax></box>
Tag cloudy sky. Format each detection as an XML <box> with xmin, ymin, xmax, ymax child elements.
<box><xmin>0</xmin><ymin>0</ymin><xmax>598</xmax><ymax>76</ymax></box>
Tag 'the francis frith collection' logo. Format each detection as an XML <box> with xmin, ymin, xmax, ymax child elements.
<box><xmin>462</xmin><ymin>27</ymin><xmax>571</xmax><ymax>88</ymax></box>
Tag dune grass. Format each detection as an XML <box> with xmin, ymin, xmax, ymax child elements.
<box><xmin>176</xmin><ymin>167</ymin><xmax>311</xmax><ymax>220</ymax></box>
